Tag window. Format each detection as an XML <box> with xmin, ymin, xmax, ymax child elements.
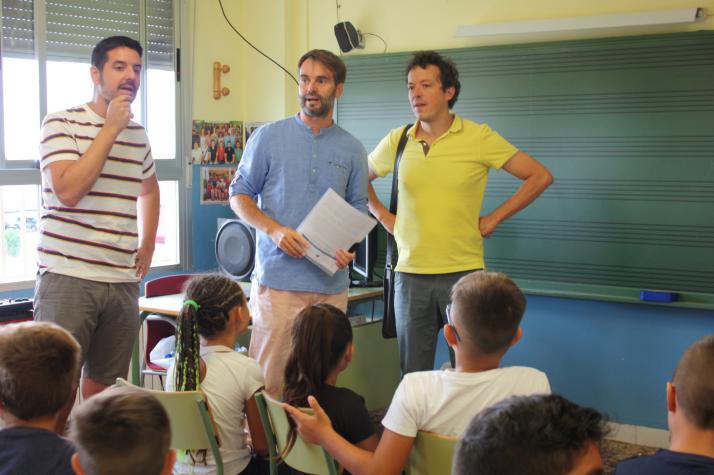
<box><xmin>0</xmin><ymin>0</ymin><xmax>186</xmax><ymax>289</ymax></box>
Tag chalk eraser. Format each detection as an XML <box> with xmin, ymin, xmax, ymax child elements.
<box><xmin>640</xmin><ymin>290</ymin><xmax>679</xmax><ymax>303</ymax></box>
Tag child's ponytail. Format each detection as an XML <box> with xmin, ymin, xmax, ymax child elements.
<box><xmin>282</xmin><ymin>304</ymin><xmax>353</xmax><ymax>456</ymax></box>
<box><xmin>174</xmin><ymin>299</ymin><xmax>202</xmax><ymax>391</ymax></box>
<box><xmin>173</xmin><ymin>274</ymin><xmax>246</xmax><ymax>392</ymax></box>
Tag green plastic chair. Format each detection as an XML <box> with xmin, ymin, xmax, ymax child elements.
<box><xmin>405</xmin><ymin>430</ymin><xmax>458</xmax><ymax>475</ymax></box>
<box><xmin>254</xmin><ymin>391</ymin><xmax>338</xmax><ymax>475</ymax></box>
<box><xmin>115</xmin><ymin>378</ymin><xmax>224</xmax><ymax>475</ymax></box>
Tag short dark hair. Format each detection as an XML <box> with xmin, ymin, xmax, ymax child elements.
<box><xmin>406</xmin><ymin>51</ymin><xmax>461</xmax><ymax>108</ymax></box>
<box><xmin>673</xmin><ymin>334</ymin><xmax>714</xmax><ymax>429</ymax></box>
<box><xmin>71</xmin><ymin>387</ymin><xmax>171</xmax><ymax>475</ymax></box>
<box><xmin>298</xmin><ymin>49</ymin><xmax>347</xmax><ymax>85</ymax></box>
<box><xmin>0</xmin><ymin>322</ymin><xmax>80</xmax><ymax>420</ymax></box>
<box><xmin>91</xmin><ymin>36</ymin><xmax>143</xmax><ymax>69</ymax></box>
<box><xmin>451</xmin><ymin>271</ymin><xmax>526</xmax><ymax>355</ymax></box>
<box><xmin>454</xmin><ymin>394</ymin><xmax>608</xmax><ymax>475</ymax></box>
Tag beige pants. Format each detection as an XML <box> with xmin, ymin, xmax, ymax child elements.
<box><xmin>248</xmin><ymin>282</ymin><xmax>348</xmax><ymax>397</ymax></box>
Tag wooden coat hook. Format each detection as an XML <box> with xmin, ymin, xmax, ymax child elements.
<box><xmin>213</xmin><ymin>62</ymin><xmax>230</xmax><ymax>99</ymax></box>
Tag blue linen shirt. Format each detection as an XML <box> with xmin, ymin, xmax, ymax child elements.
<box><xmin>229</xmin><ymin>114</ymin><xmax>368</xmax><ymax>294</ymax></box>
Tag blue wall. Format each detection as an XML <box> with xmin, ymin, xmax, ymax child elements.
<box><xmin>191</xmin><ymin>164</ymin><xmax>236</xmax><ymax>272</ymax></box>
<box><xmin>435</xmin><ymin>295</ymin><xmax>714</xmax><ymax>429</ymax></box>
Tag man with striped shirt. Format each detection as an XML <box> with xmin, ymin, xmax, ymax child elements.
<box><xmin>34</xmin><ymin>36</ymin><xmax>160</xmax><ymax>430</ymax></box>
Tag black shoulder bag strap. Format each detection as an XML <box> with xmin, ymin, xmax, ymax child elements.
<box><xmin>386</xmin><ymin>124</ymin><xmax>413</xmax><ymax>271</ymax></box>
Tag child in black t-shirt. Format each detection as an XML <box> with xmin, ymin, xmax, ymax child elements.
<box><xmin>282</xmin><ymin>304</ymin><xmax>378</xmax><ymax>467</ymax></box>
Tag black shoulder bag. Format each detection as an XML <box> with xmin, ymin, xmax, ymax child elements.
<box><xmin>382</xmin><ymin>124</ymin><xmax>412</xmax><ymax>339</ymax></box>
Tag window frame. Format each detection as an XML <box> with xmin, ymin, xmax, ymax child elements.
<box><xmin>0</xmin><ymin>0</ymin><xmax>193</xmax><ymax>291</ymax></box>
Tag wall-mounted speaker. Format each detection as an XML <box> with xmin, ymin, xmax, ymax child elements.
<box><xmin>334</xmin><ymin>21</ymin><xmax>364</xmax><ymax>53</ymax></box>
<box><xmin>215</xmin><ymin>219</ymin><xmax>255</xmax><ymax>282</ymax></box>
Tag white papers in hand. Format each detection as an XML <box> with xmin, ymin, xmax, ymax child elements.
<box><xmin>297</xmin><ymin>188</ymin><xmax>377</xmax><ymax>276</ymax></box>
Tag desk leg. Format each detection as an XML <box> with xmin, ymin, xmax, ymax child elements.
<box><xmin>131</xmin><ymin>311</ymin><xmax>151</xmax><ymax>386</ymax></box>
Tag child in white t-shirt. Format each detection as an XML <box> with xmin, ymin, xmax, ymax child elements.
<box><xmin>285</xmin><ymin>271</ymin><xmax>550</xmax><ymax>475</ymax></box>
<box><xmin>165</xmin><ymin>274</ymin><xmax>264</xmax><ymax>475</ymax></box>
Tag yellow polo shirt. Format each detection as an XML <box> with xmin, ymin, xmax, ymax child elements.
<box><xmin>369</xmin><ymin>115</ymin><xmax>517</xmax><ymax>274</ymax></box>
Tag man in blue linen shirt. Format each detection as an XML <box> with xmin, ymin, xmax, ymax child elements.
<box><xmin>229</xmin><ymin>49</ymin><xmax>368</xmax><ymax>396</ymax></box>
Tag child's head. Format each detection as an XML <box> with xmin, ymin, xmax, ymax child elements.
<box><xmin>283</xmin><ymin>304</ymin><xmax>353</xmax><ymax>406</ymax></box>
<box><xmin>70</xmin><ymin>386</ymin><xmax>175</xmax><ymax>475</ymax></box>
<box><xmin>174</xmin><ymin>273</ymin><xmax>248</xmax><ymax>391</ymax></box>
<box><xmin>669</xmin><ymin>334</ymin><xmax>714</xmax><ymax>431</ymax></box>
<box><xmin>448</xmin><ymin>271</ymin><xmax>526</xmax><ymax>357</ymax></box>
<box><xmin>453</xmin><ymin>394</ymin><xmax>607</xmax><ymax>475</ymax></box>
<box><xmin>0</xmin><ymin>321</ymin><xmax>80</xmax><ymax>423</ymax></box>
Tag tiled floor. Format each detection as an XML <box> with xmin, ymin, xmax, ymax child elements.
<box><xmin>602</xmin><ymin>439</ymin><xmax>658</xmax><ymax>474</ymax></box>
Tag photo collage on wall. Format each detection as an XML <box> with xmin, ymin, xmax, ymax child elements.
<box><xmin>191</xmin><ymin>120</ymin><xmax>243</xmax><ymax>165</ymax></box>
<box><xmin>192</xmin><ymin>120</ymin><xmax>268</xmax><ymax>205</ymax></box>
<box><xmin>200</xmin><ymin>167</ymin><xmax>233</xmax><ymax>205</ymax></box>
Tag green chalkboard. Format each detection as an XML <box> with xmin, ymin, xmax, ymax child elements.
<box><xmin>337</xmin><ymin>32</ymin><xmax>714</xmax><ymax>310</ymax></box>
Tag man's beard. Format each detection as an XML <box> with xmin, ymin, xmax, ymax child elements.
<box><xmin>99</xmin><ymin>74</ymin><xmax>137</xmax><ymax>102</ymax></box>
<box><xmin>299</xmin><ymin>91</ymin><xmax>335</xmax><ymax>118</ymax></box>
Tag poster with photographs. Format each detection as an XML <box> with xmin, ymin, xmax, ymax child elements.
<box><xmin>244</xmin><ymin>121</ymin><xmax>267</xmax><ymax>145</ymax></box>
<box><xmin>191</xmin><ymin>120</ymin><xmax>243</xmax><ymax>164</ymax></box>
<box><xmin>200</xmin><ymin>167</ymin><xmax>235</xmax><ymax>205</ymax></box>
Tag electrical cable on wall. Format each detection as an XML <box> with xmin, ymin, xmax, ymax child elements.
<box><xmin>335</xmin><ymin>0</ymin><xmax>344</xmax><ymax>55</ymax></box>
<box><xmin>363</xmin><ymin>32</ymin><xmax>388</xmax><ymax>53</ymax></box>
<box><xmin>217</xmin><ymin>0</ymin><xmax>298</xmax><ymax>85</ymax></box>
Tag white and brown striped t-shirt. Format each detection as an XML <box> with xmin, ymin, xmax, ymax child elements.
<box><xmin>38</xmin><ymin>104</ymin><xmax>156</xmax><ymax>283</ymax></box>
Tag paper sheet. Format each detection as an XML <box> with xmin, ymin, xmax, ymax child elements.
<box><xmin>297</xmin><ymin>188</ymin><xmax>377</xmax><ymax>276</ymax></box>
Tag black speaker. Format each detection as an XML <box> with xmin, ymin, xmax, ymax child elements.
<box><xmin>334</xmin><ymin>21</ymin><xmax>363</xmax><ymax>53</ymax></box>
<box><xmin>215</xmin><ymin>219</ymin><xmax>256</xmax><ymax>281</ymax></box>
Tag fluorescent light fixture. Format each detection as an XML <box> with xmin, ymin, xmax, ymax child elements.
<box><xmin>456</xmin><ymin>7</ymin><xmax>706</xmax><ymax>37</ymax></box>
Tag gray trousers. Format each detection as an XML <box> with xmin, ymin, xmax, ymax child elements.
<box><xmin>34</xmin><ymin>272</ymin><xmax>140</xmax><ymax>385</ymax></box>
<box><xmin>394</xmin><ymin>270</ymin><xmax>476</xmax><ymax>374</ymax></box>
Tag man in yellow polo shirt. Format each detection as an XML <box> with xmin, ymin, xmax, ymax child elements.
<box><xmin>368</xmin><ymin>51</ymin><xmax>553</xmax><ymax>374</ymax></box>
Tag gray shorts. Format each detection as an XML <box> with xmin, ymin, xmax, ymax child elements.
<box><xmin>34</xmin><ymin>272</ymin><xmax>140</xmax><ymax>386</ymax></box>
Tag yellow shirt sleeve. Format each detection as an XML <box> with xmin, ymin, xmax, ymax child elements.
<box><xmin>479</xmin><ymin>123</ymin><xmax>518</xmax><ymax>169</ymax></box>
<box><xmin>368</xmin><ymin>127</ymin><xmax>401</xmax><ymax>177</ymax></box>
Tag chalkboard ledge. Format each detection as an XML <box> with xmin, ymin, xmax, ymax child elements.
<box><xmin>515</xmin><ymin>279</ymin><xmax>714</xmax><ymax>311</ymax></box>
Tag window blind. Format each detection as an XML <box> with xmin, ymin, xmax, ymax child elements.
<box><xmin>1</xmin><ymin>0</ymin><xmax>34</xmax><ymax>58</ymax></box>
<box><xmin>1</xmin><ymin>0</ymin><xmax>173</xmax><ymax>68</ymax></box>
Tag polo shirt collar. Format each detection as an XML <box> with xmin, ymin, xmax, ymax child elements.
<box><xmin>409</xmin><ymin>113</ymin><xmax>463</xmax><ymax>140</ymax></box>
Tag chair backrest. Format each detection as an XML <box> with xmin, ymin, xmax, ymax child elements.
<box><xmin>115</xmin><ymin>378</ymin><xmax>224</xmax><ymax>475</ymax></box>
<box><xmin>144</xmin><ymin>274</ymin><xmax>194</xmax><ymax>298</ymax></box>
<box><xmin>405</xmin><ymin>430</ymin><xmax>458</xmax><ymax>475</ymax></box>
<box><xmin>337</xmin><ymin>320</ymin><xmax>400</xmax><ymax>410</ymax></box>
<box><xmin>254</xmin><ymin>391</ymin><xmax>338</xmax><ymax>475</ymax></box>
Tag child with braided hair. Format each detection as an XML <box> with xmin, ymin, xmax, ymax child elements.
<box><xmin>165</xmin><ymin>273</ymin><xmax>265</xmax><ymax>475</ymax></box>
